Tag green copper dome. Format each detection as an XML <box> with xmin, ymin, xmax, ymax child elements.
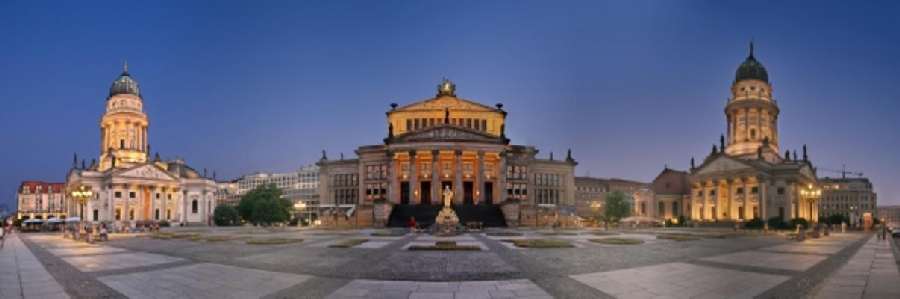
<box><xmin>109</xmin><ymin>62</ymin><xmax>140</xmax><ymax>97</ymax></box>
<box><xmin>735</xmin><ymin>43</ymin><xmax>769</xmax><ymax>83</ymax></box>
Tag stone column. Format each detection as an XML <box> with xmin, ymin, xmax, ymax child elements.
<box><xmin>387</xmin><ymin>151</ymin><xmax>397</xmax><ymax>204</ymax></box>
<box><xmin>408</xmin><ymin>150</ymin><xmax>418</xmax><ymax>204</ymax></box>
<box><xmin>742</xmin><ymin>179</ymin><xmax>750</xmax><ymax>220</ymax></box>
<box><xmin>498</xmin><ymin>151</ymin><xmax>507</xmax><ymax>203</ymax></box>
<box><xmin>150</xmin><ymin>187</ymin><xmax>156</xmax><ymax>221</ymax></box>
<box><xmin>454</xmin><ymin>150</ymin><xmax>463</xmax><ymax>204</ymax></box>
<box><xmin>477</xmin><ymin>151</ymin><xmax>485</xmax><ymax>205</ymax></box>
<box><xmin>123</xmin><ymin>185</ymin><xmax>130</xmax><ymax>223</ymax></box>
<box><xmin>431</xmin><ymin>150</ymin><xmax>439</xmax><ymax>205</ymax></box>
<box><xmin>759</xmin><ymin>178</ymin><xmax>768</xmax><ymax>229</ymax></box>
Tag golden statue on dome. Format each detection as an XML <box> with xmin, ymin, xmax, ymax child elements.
<box><xmin>437</xmin><ymin>78</ymin><xmax>456</xmax><ymax>97</ymax></box>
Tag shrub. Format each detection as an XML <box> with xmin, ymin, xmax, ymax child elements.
<box><xmin>158</xmin><ymin>220</ymin><xmax>171</xmax><ymax>227</ymax></box>
<box><xmin>824</xmin><ymin>214</ymin><xmax>849</xmax><ymax>226</ymax></box>
<box><xmin>213</xmin><ymin>205</ymin><xmax>240</xmax><ymax>226</ymax></box>
<box><xmin>789</xmin><ymin>218</ymin><xmax>809</xmax><ymax>230</ymax></box>
<box><xmin>767</xmin><ymin>217</ymin><xmax>788</xmax><ymax>230</ymax></box>
<box><xmin>744</xmin><ymin>218</ymin><xmax>765</xmax><ymax>229</ymax></box>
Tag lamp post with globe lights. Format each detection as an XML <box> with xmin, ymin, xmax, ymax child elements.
<box><xmin>70</xmin><ymin>185</ymin><xmax>93</xmax><ymax>221</ymax></box>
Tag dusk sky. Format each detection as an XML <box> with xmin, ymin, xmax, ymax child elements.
<box><xmin>2</xmin><ymin>1</ymin><xmax>899</xmax><ymax>210</ymax></box>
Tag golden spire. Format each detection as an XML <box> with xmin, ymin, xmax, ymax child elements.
<box><xmin>437</xmin><ymin>78</ymin><xmax>456</xmax><ymax>97</ymax></box>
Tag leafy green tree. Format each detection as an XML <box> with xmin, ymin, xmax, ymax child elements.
<box><xmin>603</xmin><ymin>191</ymin><xmax>631</xmax><ymax>223</ymax></box>
<box><xmin>213</xmin><ymin>205</ymin><xmax>240</xmax><ymax>226</ymax></box>
<box><xmin>237</xmin><ymin>184</ymin><xmax>291</xmax><ymax>226</ymax></box>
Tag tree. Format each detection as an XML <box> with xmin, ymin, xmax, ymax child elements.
<box><xmin>213</xmin><ymin>205</ymin><xmax>240</xmax><ymax>226</ymax></box>
<box><xmin>237</xmin><ymin>184</ymin><xmax>291</xmax><ymax>226</ymax></box>
<box><xmin>603</xmin><ymin>191</ymin><xmax>631</xmax><ymax>223</ymax></box>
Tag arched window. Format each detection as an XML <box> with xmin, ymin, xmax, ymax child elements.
<box><xmin>192</xmin><ymin>200</ymin><xmax>198</xmax><ymax>213</ymax></box>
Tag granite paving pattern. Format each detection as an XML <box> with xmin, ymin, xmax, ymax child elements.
<box><xmin>810</xmin><ymin>236</ymin><xmax>900</xmax><ymax>299</ymax></box>
<box><xmin>0</xmin><ymin>233</ymin><xmax>70</xmax><ymax>299</ymax></box>
<box><xmin>571</xmin><ymin>262</ymin><xmax>789</xmax><ymax>299</ymax></box>
<box><xmin>98</xmin><ymin>263</ymin><xmax>311</xmax><ymax>299</ymax></box>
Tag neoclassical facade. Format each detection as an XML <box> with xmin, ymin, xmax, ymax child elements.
<box><xmin>687</xmin><ymin>44</ymin><xmax>820</xmax><ymax>224</ymax></box>
<box><xmin>318</xmin><ymin>80</ymin><xmax>577</xmax><ymax>227</ymax></box>
<box><xmin>16</xmin><ymin>181</ymin><xmax>67</xmax><ymax>221</ymax></box>
<box><xmin>65</xmin><ymin>65</ymin><xmax>217</xmax><ymax>226</ymax></box>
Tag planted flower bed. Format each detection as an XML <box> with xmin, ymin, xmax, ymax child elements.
<box><xmin>246</xmin><ymin>238</ymin><xmax>304</xmax><ymax>245</ymax></box>
<box><xmin>656</xmin><ymin>234</ymin><xmax>700</xmax><ymax>241</ymax></box>
<box><xmin>329</xmin><ymin>238</ymin><xmax>370</xmax><ymax>248</ymax></box>
<box><xmin>408</xmin><ymin>241</ymin><xmax>481</xmax><ymax>251</ymax></box>
<box><xmin>504</xmin><ymin>239</ymin><xmax>574</xmax><ymax>248</ymax></box>
<box><xmin>589</xmin><ymin>238</ymin><xmax>644</xmax><ymax>245</ymax></box>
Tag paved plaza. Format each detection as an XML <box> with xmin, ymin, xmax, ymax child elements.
<box><xmin>4</xmin><ymin>227</ymin><xmax>899</xmax><ymax>298</ymax></box>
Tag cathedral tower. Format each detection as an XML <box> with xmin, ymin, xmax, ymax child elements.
<box><xmin>98</xmin><ymin>62</ymin><xmax>149</xmax><ymax>171</ymax></box>
<box><xmin>725</xmin><ymin>43</ymin><xmax>780</xmax><ymax>158</ymax></box>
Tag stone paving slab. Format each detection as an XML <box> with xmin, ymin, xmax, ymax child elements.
<box><xmin>811</xmin><ymin>236</ymin><xmax>900</xmax><ymax>299</ymax></box>
<box><xmin>62</xmin><ymin>251</ymin><xmax>183</xmax><ymax>272</ymax></box>
<box><xmin>571</xmin><ymin>262</ymin><xmax>789</xmax><ymax>299</ymax></box>
<box><xmin>48</xmin><ymin>246</ymin><xmax>128</xmax><ymax>256</ymax></box>
<box><xmin>701</xmin><ymin>250</ymin><xmax>827</xmax><ymax>271</ymax></box>
<box><xmin>325</xmin><ymin>278</ymin><xmax>552</xmax><ymax>299</ymax></box>
<box><xmin>99</xmin><ymin>262</ymin><xmax>311</xmax><ymax>299</ymax></box>
<box><xmin>761</xmin><ymin>243</ymin><xmax>845</xmax><ymax>255</ymax></box>
<box><xmin>0</xmin><ymin>234</ymin><xmax>70</xmax><ymax>299</ymax></box>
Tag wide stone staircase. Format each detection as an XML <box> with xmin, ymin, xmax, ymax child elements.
<box><xmin>387</xmin><ymin>204</ymin><xmax>507</xmax><ymax>228</ymax></box>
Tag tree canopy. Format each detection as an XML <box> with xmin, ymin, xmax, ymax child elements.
<box><xmin>213</xmin><ymin>205</ymin><xmax>240</xmax><ymax>226</ymax></box>
<box><xmin>237</xmin><ymin>184</ymin><xmax>292</xmax><ymax>226</ymax></box>
<box><xmin>603</xmin><ymin>191</ymin><xmax>631</xmax><ymax>223</ymax></box>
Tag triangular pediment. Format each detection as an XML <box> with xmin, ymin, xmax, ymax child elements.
<box><xmin>693</xmin><ymin>155</ymin><xmax>756</xmax><ymax>177</ymax></box>
<box><xmin>396</xmin><ymin>96</ymin><xmax>498</xmax><ymax>112</ymax></box>
<box><xmin>115</xmin><ymin>164</ymin><xmax>178</xmax><ymax>181</ymax></box>
<box><xmin>388</xmin><ymin>125</ymin><xmax>507</xmax><ymax>144</ymax></box>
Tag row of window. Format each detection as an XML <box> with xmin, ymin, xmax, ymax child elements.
<box><xmin>335</xmin><ymin>189</ymin><xmax>358</xmax><ymax>205</ymax></box>
<box><xmin>696</xmin><ymin>186</ymin><xmax>784</xmax><ymax>197</ymax></box>
<box><xmin>405</xmin><ymin>118</ymin><xmax>489</xmax><ymax>132</ymax></box>
<box><xmin>365</xmin><ymin>183</ymin><xmax>388</xmax><ymax>201</ymax></box>
<box><xmin>535</xmin><ymin>189</ymin><xmax>559</xmax><ymax>205</ymax></box>
<box><xmin>506</xmin><ymin>183</ymin><xmax>527</xmax><ymax>200</ymax></box>
<box><xmin>507</xmin><ymin>165</ymin><xmax>527</xmax><ymax>180</ymax></box>
<box><xmin>535</xmin><ymin>173</ymin><xmax>561</xmax><ymax>187</ymax></box>
<box><xmin>333</xmin><ymin>174</ymin><xmax>358</xmax><ymax>187</ymax></box>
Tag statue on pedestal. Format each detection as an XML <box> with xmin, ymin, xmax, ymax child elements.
<box><xmin>435</xmin><ymin>186</ymin><xmax>460</xmax><ymax>235</ymax></box>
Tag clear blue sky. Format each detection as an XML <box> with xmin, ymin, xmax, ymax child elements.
<box><xmin>2</xmin><ymin>1</ymin><xmax>899</xmax><ymax>210</ymax></box>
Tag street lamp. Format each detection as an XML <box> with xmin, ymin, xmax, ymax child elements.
<box><xmin>70</xmin><ymin>185</ymin><xmax>93</xmax><ymax>221</ymax></box>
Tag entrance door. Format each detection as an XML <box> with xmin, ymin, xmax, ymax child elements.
<box><xmin>400</xmin><ymin>182</ymin><xmax>410</xmax><ymax>205</ymax></box>
<box><xmin>420</xmin><ymin>181</ymin><xmax>431</xmax><ymax>205</ymax></box>
<box><xmin>463</xmin><ymin>182</ymin><xmax>474</xmax><ymax>205</ymax></box>
<box><xmin>483</xmin><ymin>182</ymin><xmax>493</xmax><ymax>205</ymax></box>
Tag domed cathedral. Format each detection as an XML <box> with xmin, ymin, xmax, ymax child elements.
<box><xmin>99</xmin><ymin>62</ymin><xmax>149</xmax><ymax>171</ymax></box>
<box><xmin>317</xmin><ymin>79</ymin><xmax>578</xmax><ymax>228</ymax></box>
<box><xmin>685</xmin><ymin>43</ymin><xmax>822</xmax><ymax>227</ymax></box>
<box><xmin>725</xmin><ymin>42</ymin><xmax>780</xmax><ymax>160</ymax></box>
<box><xmin>65</xmin><ymin>63</ymin><xmax>217</xmax><ymax>227</ymax></box>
